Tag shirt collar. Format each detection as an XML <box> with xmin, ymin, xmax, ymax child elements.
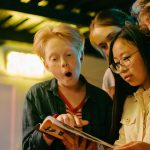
<box><xmin>134</xmin><ymin>87</ymin><xmax>150</xmax><ymax>102</ymax></box>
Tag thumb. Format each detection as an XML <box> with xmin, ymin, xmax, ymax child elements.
<box><xmin>81</xmin><ymin>120</ymin><xmax>89</xmax><ymax>126</ymax></box>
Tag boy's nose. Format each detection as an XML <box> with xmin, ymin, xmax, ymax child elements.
<box><xmin>61</xmin><ymin>59</ymin><xmax>68</xmax><ymax>67</ymax></box>
<box><xmin>62</xmin><ymin>63</ymin><xmax>68</xmax><ymax>67</ymax></box>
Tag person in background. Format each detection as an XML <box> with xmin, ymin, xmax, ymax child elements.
<box><xmin>138</xmin><ymin>6</ymin><xmax>150</xmax><ymax>30</ymax></box>
<box><xmin>89</xmin><ymin>8</ymin><xmax>135</xmax><ymax>99</ymax></box>
<box><xmin>22</xmin><ymin>23</ymin><xmax>113</xmax><ymax>150</ymax></box>
<box><xmin>130</xmin><ymin>0</ymin><xmax>150</xmax><ymax>18</ymax></box>
<box><xmin>108</xmin><ymin>25</ymin><xmax>150</xmax><ymax>150</ymax></box>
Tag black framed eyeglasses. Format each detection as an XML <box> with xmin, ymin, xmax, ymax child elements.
<box><xmin>109</xmin><ymin>51</ymin><xmax>138</xmax><ymax>74</ymax></box>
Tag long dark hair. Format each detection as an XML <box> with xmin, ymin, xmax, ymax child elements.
<box><xmin>109</xmin><ymin>25</ymin><xmax>150</xmax><ymax>142</ymax></box>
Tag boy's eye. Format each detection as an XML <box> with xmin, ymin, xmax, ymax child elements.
<box><xmin>50</xmin><ymin>57</ymin><xmax>57</xmax><ymax>61</ymax></box>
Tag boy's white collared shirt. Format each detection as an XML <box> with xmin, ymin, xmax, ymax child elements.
<box><xmin>115</xmin><ymin>87</ymin><xmax>150</xmax><ymax>146</ymax></box>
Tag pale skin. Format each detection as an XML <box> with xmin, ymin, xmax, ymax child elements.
<box><xmin>90</xmin><ymin>26</ymin><xmax>121</xmax><ymax>58</ymax></box>
<box><xmin>90</xmin><ymin>26</ymin><xmax>120</xmax><ymax>98</ymax></box>
<box><xmin>109</xmin><ymin>38</ymin><xmax>150</xmax><ymax>150</ymax></box>
<box><xmin>56</xmin><ymin>113</ymin><xmax>89</xmax><ymax>128</ymax></box>
<box><xmin>40</xmin><ymin>37</ymin><xmax>96</xmax><ymax>149</ymax></box>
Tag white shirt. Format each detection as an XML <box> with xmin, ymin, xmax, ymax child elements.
<box><xmin>115</xmin><ymin>87</ymin><xmax>150</xmax><ymax>146</ymax></box>
<box><xmin>102</xmin><ymin>68</ymin><xmax>115</xmax><ymax>98</ymax></box>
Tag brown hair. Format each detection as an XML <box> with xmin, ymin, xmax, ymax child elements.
<box><xmin>90</xmin><ymin>9</ymin><xmax>134</xmax><ymax>31</ymax></box>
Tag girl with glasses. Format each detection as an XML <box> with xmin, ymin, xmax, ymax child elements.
<box><xmin>109</xmin><ymin>25</ymin><xmax>150</xmax><ymax>150</ymax></box>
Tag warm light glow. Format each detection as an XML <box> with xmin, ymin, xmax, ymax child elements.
<box><xmin>55</xmin><ymin>4</ymin><xmax>65</xmax><ymax>10</ymax></box>
<box><xmin>71</xmin><ymin>8</ymin><xmax>80</xmax><ymax>14</ymax></box>
<box><xmin>87</xmin><ymin>11</ymin><xmax>96</xmax><ymax>17</ymax></box>
<box><xmin>79</xmin><ymin>27</ymin><xmax>89</xmax><ymax>34</ymax></box>
<box><xmin>0</xmin><ymin>9</ymin><xmax>63</xmax><ymax>33</ymax></box>
<box><xmin>6</xmin><ymin>52</ymin><xmax>45</xmax><ymax>78</ymax></box>
<box><xmin>20</xmin><ymin>0</ymin><xmax>31</xmax><ymax>3</ymax></box>
<box><xmin>0</xmin><ymin>9</ymin><xmax>86</xmax><ymax>35</ymax></box>
<box><xmin>38</xmin><ymin>0</ymin><xmax>49</xmax><ymax>7</ymax></box>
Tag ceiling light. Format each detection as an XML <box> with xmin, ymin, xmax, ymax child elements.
<box><xmin>71</xmin><ymin>8</ymin><xmax>80</xmax><ymax>14</ymax></box>
<box><xmin>79</xmin><ymin>27</ymin><xmax>89</xmax><ymax>34</ymax></box>
<box><xmin>87</xmin><ymin>11</ymin><xmax>96</xmax><ymax>17</ymax></box>
<box><xmin>38</xmin><ymin>0</ymin><xmax>49</xmax><ymax>7</ymax></box>
<box><xmin>55</xmin><ymin>4</ymin><xmax>65</xmax><ymax>10</ymax></box>
<box><xmin>6</xmin><ymin>51</ymin><xmax>46</xmax><ymax>78</ymax></box>
<box><xmin>20</xmin><ymin>0</ymin><xmax>31</xmax><ymax>3</ymax></box>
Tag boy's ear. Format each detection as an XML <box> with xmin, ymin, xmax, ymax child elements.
<box><xmin>44</xmin><ymin>61</ymin><xmax>48</xmax><ymax>70</ymax></box>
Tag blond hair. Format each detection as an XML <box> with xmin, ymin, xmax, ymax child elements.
<box><xmin>33</xmin><ymin>23</ymin><xmax>85</xmax><ymax>60</ymax></box>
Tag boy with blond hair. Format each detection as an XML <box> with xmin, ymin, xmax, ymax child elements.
<box><xmin>22</xmin><ymin>23</ymin><xmax>112</xmax><ymax>150</ymax></box>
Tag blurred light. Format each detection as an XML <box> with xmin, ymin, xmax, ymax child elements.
<box><xmin>55</xmin><ymin>4</ymin><xmax>65</xmax><ymax>10</ymax></box>
<box><xmin>0</xmin><ymin>9</ymin><xmax>84</xmax><ymax>35</ymax></box>
<box><xmin>87</xmin><ymin>11</ymin><xmax>96</xmax><ymax>17</ymax></box>
<box><xmin>79</xmin><ymin>27</ymin><xmax>89</xmax><ymax>34</ymax></box>
<box><xmin>71</xmin><ymin>8</ymin><xmax>80</xmax><ymax>14</ymax></box>
<box><xmin>6</xmin><ymin>51</ymin><xmax>45</xmax><ymax>78</ymax></box>
<box><xmin>20</xmin><ymin>0</ymin><xmax>31</xmax><ymax>3</ymax></box>
<box><xmin>38</xmin><ymin>0</ymin><xmax>49</xmax><ymax>7</ymax></box>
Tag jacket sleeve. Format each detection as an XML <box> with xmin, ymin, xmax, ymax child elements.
<box><xmin>22</xmin><ymin>88</ymin><xmax>50</xmax><ymax>150</ymax></box>
<box><xmin>105</xmin><ymin>93</ymin><xmax>113</xmax><ymax>143</ymax></box>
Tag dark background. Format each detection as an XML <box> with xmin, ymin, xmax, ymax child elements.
<box><xmin>0</xmin><ymin>0</ymin><xmax>136</xmax><ymax>57</ymax></box>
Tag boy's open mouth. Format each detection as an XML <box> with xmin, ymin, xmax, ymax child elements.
<box><xmin>65</xmin><ymin>72</ymin><xmax>72</xmax><ymax>77</ymax></box>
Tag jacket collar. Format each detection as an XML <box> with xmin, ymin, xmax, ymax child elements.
<box><xmin>46</xmin><ymin>75</ymin><xmax>96</xmax><ymax>102</ymax></box>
